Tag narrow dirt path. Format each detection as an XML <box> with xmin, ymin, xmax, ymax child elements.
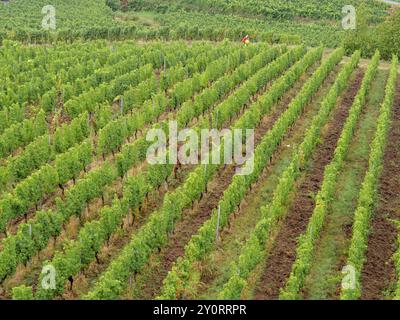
<box><xmin>253</xmin><ymin>70</ymin><xmax>364</xmax><ymax>300</ymax></box>
<box><xmin>360</xmin><ymin>76</ymin><xmax>400</xmax><ymax>300</ymax></box>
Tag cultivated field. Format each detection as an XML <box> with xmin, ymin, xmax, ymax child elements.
<box><xmin>0</xmin><ymin>0</ymin><xmax>399</xmax><ymax>301</ymax></box>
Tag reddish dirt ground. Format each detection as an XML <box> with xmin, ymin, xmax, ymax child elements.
<box><xmin>253</xmin><ymin>70</ymin><xmax>364</xmax><ymax>300</ymax></box>
<box><xmin>360</xmin><ymin>77</ymin><xmax>400</xmax><ymax>300</ymax></box>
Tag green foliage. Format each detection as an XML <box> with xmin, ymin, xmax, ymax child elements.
<box><xmin>154</xmin><ymin>11</ymin><xmax>339</xmax><ymax>47</ymax></box>
<box><xmin>0</xmin><ymin>103</ymin><xmax>26</xmax><ymax>135</ymax></box>
<box><xmin>344</xmin><ymin>6</ymin><xmax>400</xmax><ymax>60</ymax></box>
<box><xmin>122</xmin><ymin>0</ymin><xmax>387</xmax><ymax>21</ymax></box>
<box><xmin>1</xmin><ymin>111</ymin><xmax>90</xmax><ymax>193</ymax></box>
<box><xmin>55</xmin><ymin>141</ymin><xmax>93</xmax><ymax>185</ymax></box>
<box><xmin>375</xmin><ymin>9</ymin><xmax>400</xmax><ymax>60</ymax></box>
<box><xmin>35</xmin><ymin>159</ymin><xmax>174</xmax><ymax>299</ymax></box>
<box><xmin>12</xmin><ymin>285</ymin><xmax>34</xmax><ymax>300</ymax></box>
<box><xmin>0</xmin><ymin>41</ymin><xmax>244</xmax><ymax>288</ymax></box>
<box><xmin>0</xmin><ymin>139</ymin><xmax>93</xmax><ymax>232</ymax></box>
<box><xmin>0</xmin><ymin>0</ymin><xmax>117</xmax><ymax>42</ymax></box>
<box><xmin>0</xmin><ymin>109</ymin><xmax>47</xmax><ymax>158</ymax></box>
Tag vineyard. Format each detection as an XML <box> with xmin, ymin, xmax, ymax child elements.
<box><xmin>116</xmin><ymin>0</ymin><xmax>389</xmax><ymax>21</ymax></box>
<box><xmin>0</xmin><ymin>38</ymin><xmax>398</xmax><ymax>301</ymax></box>
<box><xmin>0</xmin><ymin>0</ymin><xmax>400</xmax><ymax>303</ymax></box>
<box><xmin>0</xmin><ymin>0</ymin><xmax>392</xmax><ymax>48</ymax></box>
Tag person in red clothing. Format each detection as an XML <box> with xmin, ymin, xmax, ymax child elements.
<box><xmin>241</xmin><ymin>35</ymin><xmax>250</xmax><ymax>46</ymax></box>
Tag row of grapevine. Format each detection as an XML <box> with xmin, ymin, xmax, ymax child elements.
<box><xmin>0</xmin><ymin>4</ymin><xmax>304</xmax><ymax>47</ymax></box>
<box><xmin>1</xmin><ymin>40</ymin><xmax>109</xmax><ymax>74</ymax></box>
<box><xmin>113</xmin><ymin>45</ymin><xmax>295</xmax><ymax>178</ymax></box>
<box><xmin>50</xmin><ymin>43</ymin><xmax>239</xmax><ymax>187</ymax></box>
<box><xmin>220</xmin><ymin>49</ymin><xmax>361</xmax><ymax>300</ymax></box>
<box><xmin>0</xmin><ymin>112</ymin><xmax>90</xmax><ymax>191</ymax></box>
<box><xmin>124</xmin><ymin>0</ymin><xmax>387</xmax><ymax>22</ymax></box>
<box><xmin>27</xmin><ymin>46</ymin><xmax>292</xmax><ymax>300</ymax></box>
<box><xmin>341</xmin><ymin>54</ymin><xmax>398</xmax><ymax>300</ymax></box>
<box><xmin>32</xmin><ymin>48</ymin><xmax>119</xmax><ymax>106</ymax></box>
<box><xmin>193</xmin><ymin>46</ymin><xmax>307</xmax><ymax>132</ymax></box>
<box><xmin>96</xmin><ymin>45</ymin><xmax>266</xmax><ymax>157</ymax></box>
<box><xmin>0</xmin><ymin>110</ymin><xmax>47</xmax><ymax>159</ymax></box>
<box><xmin>0</xmin><ymin>44</ymin><xmax>258</xmax><ymax>283</ymax></box>
<box><xmin>0</xmin><ymin>0</ymin><xmax>116</xmax><ymax>34</ymax></box>
<box><xmin>52</xmin><ymin>46</ymin><xmax>298</xmax><ymax>300</ymax></box>
<box><xmin>155</xmin><ymin>11</ymin><xmax>341</xmax><ymax>47</ymax></box>
<box><xmin>0</xmin><ymin>138</ymin><xmax>94</xmax><ymax>234</ymax></box>
<box><xmin>0</xmin><ymin>23</ymin><xmax>303</xmax><ymax>46</ymax></box>
<box><xmin>3</xmin><ymin>43</ymin><xmax>148</xmax><ymax>116</ymax></box>
<box><xmin>0</xmin><ymin>43</ymin><xmax>222</xmax><ymax>190</ymax></box>
<box><xmin>174</xmin><ymin>47</ymin><xmax>285</xmax><ymax>127</ymax></box>
<box><xmin>158</xmin><ymin>47</ymin><xmax>343</xmax><ymax>299</ymax></box>
<box><xmin>1</xmin><ymin>41</ymin><xmax>118</xmax><ymax>108</ymax></box>
<box><xmin>280</xmin><ymin>51</ymin><xmax>380</xmax><ymax>300</ymax></box>
<box><xmin>0</xmin><ymin>103</ymin><xmax>26</xmax><ymax>136</ymax></box>
<box><xmin>43</xmin><ymin>41</ymin><xmax>213</xmax><ymax>114</ymax></box>
<box><xmin>0</xmin><ymin>50</ymin><xmax>152</xmax><ymax>180</ymax></box>
<box><xmin>0</xmin><ymin>161</ymin><xmax>116</xmax><ymax>282</ymax></box>
<box><xmin>0</xmin><ymin>41</ymin><xmax>132</xmax><ymax>132</ymax></box>
<box><xmin>39</xmin><ymin>44</ymin><xmax>149</xmax><ymax>113</ymax></box>
<box><xmin>62</xmin><ymin>41</ymin><xmax>230</xmax><ymax>118</ymax></box>
<box><xmin>8</xmin><ymin>43</ymin><xmax>241</xmax><ymax>220</ymax></box>
<box><xmin>0</xmin><ymin>45</ymin><xmax>233</xmax><ymax>229</ymax></box>
<box><xmin>113</xmin><ymin>46</ymin><xmax>280</xmax><ymax>177</ymax></box>
<box><xmin>84</xmin><ymin>47</ymin><xmax>319</xmax><ymax>300</ymax></box>
<box><xmin>64</xmin><ymin>64</ymin><xmax>153</xmax><ymax>119</ymax></box>
<box><xmin>32</xmin><ymin>157</ymin><xmax>175</xmax><ymax>299</ymax></box>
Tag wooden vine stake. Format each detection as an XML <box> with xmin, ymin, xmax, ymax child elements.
<box><xmin>216</xmin><ymin>205</ymin><xmax>221</xmax><ymax>242</ymax></box>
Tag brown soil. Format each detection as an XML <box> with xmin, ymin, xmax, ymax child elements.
<box><xmin>360</xmin><ymin>76</ymin><xmax>400</xmax><ymax>300</ymax></box>
<box><xmin>253</xmin><ymin>70</ymin><xmax>364</xmax><ymax>300</ymax></box>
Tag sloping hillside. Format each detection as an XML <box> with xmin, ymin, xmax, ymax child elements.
<box><xmin>113</xmin><ymin>0</ymin><xmax>389</xmax><ymax>22</ymax></box>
